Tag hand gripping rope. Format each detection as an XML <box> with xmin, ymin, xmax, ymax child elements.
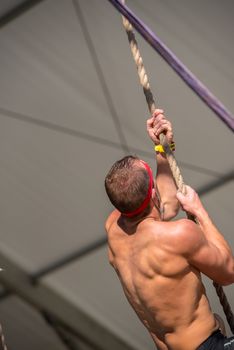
<box><xmin>108</xmin><ymin>0</ymin><xmax>234</xmax><ymax>334</ymax></box>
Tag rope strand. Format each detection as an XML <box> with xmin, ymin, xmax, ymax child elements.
<box><xmin>0</xmin><ymin>324</ymin><xmax>7</xmax><ymax>350</ymax></box>
<box><xmin>122</xmin><ymin>14</ymin><xmax>187</xmax><ymax>196</ymax></box>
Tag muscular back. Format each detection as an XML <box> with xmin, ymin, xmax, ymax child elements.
<box><xmin>106</xmin><ymin>211</ymin><xmax>218</xmax><ymax>350</ymax></box>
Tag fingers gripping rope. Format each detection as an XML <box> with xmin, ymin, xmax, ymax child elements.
<box><xmin>121</xmin><ymin>0</ymin><xmax>234</xmax><ymax>334</ymax></box>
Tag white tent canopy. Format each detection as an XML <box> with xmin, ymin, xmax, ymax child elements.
<box><xmin>0</xmin><ymin>1</ymin><xmax>233</xmax><ymax>349</ymax></box>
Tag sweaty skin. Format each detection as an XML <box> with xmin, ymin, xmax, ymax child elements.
<box><xmin>106</xmin><ymin>210</ymin><xmax>218</xmax><ymax>350</ymax></box>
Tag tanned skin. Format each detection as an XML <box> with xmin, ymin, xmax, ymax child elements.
<box><xmin>105</xmin><ymin>110</ymin><xmax>234</xmax><ymax>350</ymax></box>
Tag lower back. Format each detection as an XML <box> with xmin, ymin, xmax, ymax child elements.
<box><xmin>108</xmin><ymin>220</ymin><xmax>217</xmax><ymax>349</ymax></box>
<box><xmin>118</xmin><ymin>249</ymin><xmax>216</xmax><ymax>349</ymax></box>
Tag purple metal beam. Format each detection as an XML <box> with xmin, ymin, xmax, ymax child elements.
<box><xmin>107</xmin><ymin>0</ymin><xmax>234</xmax><ymax>132</ymax></box>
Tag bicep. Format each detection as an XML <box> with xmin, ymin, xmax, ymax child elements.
<box><xmin>188</xmin><ymin>238</ymin><xmax>227</xmax><ymax>283</ymax></box>
<box><xmin>105</xmin><ymin>209</ymin><xmax>120</xmax><ymax>232</ymax></box>
<box><xmin>178</xmin><ymin>220</ymin><xmax>234</xmax><ymax>285</ymax></box>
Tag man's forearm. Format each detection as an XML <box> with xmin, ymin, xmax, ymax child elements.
<box><xmin>156</xmin><ymin>152</ymin><xmax>179</xmax><ymax>220</ymax></box>
<box><xmin>177</xmin><ymin>185</ymin><xmax>234</xmax><ymax>284</ymax></box>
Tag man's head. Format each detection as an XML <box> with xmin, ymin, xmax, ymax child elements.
<box><xmin>104</xmin><ymin>156</ymin><xmax>154</xmax><ymax>217</ymax></box>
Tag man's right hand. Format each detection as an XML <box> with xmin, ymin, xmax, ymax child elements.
<box><xmin>146</xmin><ymin>109</ymin><xmax>174</xmax><ymax>145</ymax></box>
<box><xmin>176</xmin><ymin>186</ymin><xmax>204</xmax><ymax>217</ymax></box>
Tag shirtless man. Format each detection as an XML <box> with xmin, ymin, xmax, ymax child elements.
<box><xmin>104</xmin><ymin>109</ymin><xmax>234</xmax><ymax>350</ymax></box>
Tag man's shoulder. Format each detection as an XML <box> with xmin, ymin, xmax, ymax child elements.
<box><xmin>164</xmin><ymin>218</ymin><xmax>203</xmax><ymax>255</ymax></box>
<box><xmin>148</xmin><ymin>218</ymin><xmax>201</xmax><ymax>254</ymax></box>
<box><xmin>170</xmin><ymin>218</ymin><xmax>198</xmax><ymax>232</ymax></box>
<box><xmin>105</xmin><ymin>209</ymin><xmax>120</xmax><ymax>232</ymax></box>
<box><xmin>147</xmin><ymin>217</ymin><xmax>196</xmax><ymax>233</ymax></box>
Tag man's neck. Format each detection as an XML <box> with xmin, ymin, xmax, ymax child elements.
<box><xmin>119</xmin><ymin>206</ymin><xmax>161</xmax><ymax>231</ymax></box>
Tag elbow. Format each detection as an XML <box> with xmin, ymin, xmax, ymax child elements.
<box><xmin>218</xmin><ymin>277</ymin><xmax>234</xmax><ymax>286</ymax></box>
<box><xmin>212</xmin><ymin>275</ymin><xmax>234</xmax><ymax>286</ymax></box>
<box><xmin>163</xmin><ymin>209</ymin><xmax>178</xmax><ymax>221</ymax></box>
<box><xmin>218</xmin><ymin>257</ymin><xmax>234</xmax><ymax>286</ymax></box>
<box><xmin>221</xmin><ymin>274</ymin><xmax>234</xmax><ymax>287</ymax></box>
<box><xmin>162</xmin><ymin>201</ymin><xmax>180</xmax><ymax>221</ymax></box>
<box><xmin>225</xmin><ymin>257</ymin><xmax>234</xmax><ymax>285</ymax></box>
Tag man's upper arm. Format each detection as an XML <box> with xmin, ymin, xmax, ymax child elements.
<box><xmin>105</xmin><ymin>209</ymin><xmax>120</xmax><ymax>232</ymax></box>
<box><xmin>176</xmin><ymin>219</ymin><xmax>234</xmax><ymax>286</ymax></box>
<box><xmin>105</xmin><ymin>210</ymin><xmax>119</xmax><ymax>268</ymax></box>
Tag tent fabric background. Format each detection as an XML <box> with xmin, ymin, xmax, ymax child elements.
<box><xmin>0</xmin><ymin>0</ymin><xmax>233</xmax><ymax>349</ymax></box>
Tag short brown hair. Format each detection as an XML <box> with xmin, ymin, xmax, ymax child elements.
<box><xmin>104</xmin><ymin>156</ymin><xmax>150</xmax><ymax>215</ymax></box>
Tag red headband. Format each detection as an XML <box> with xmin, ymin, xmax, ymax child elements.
<box><xmin>121</xmin><ymin>161</ymin><xmax>153</xmax><ymax>218</ymax></box>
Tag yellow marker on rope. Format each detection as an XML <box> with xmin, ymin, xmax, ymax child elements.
<box><xmin>155</xmin><ymin>142</ymin><xmax>175</xmax><ymax>153</ymax></box>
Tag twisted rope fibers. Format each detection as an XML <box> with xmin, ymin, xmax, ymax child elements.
<box><xmin>0</xmin><ymin>325</ymin><xmax>7</xmax><ymax>350</ymax></box>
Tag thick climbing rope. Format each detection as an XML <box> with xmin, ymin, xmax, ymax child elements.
<box><xmin>108</xmin><ymin>0</ymin><xmax>234</xmax><ymax>132</ymax></box>
<box><xmin>119</xmin><ymin>0</ymin><xmax>234</xmax><ymax>333</ymax></box>
<box><xmin>0</xmin><ymin>324</ymin><xmax>7</xmax><ymax>350</ymax></box>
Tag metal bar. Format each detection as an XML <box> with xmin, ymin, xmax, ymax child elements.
<box><xmin>32</xmin><ymin>237</ymin><xmax>107</xmax><ymax>281</ymax></box>
<box><xmin>73</xmin><ymin>0</ymin><xmax>130</xmax><ymax>153</ymax></box>
<box><xmin>0</xmin><ymin>0</ymin><xmax>45</xmax><ymax>28</ymax></box>
<box><xmin>0</xmin><ymin>251</ymin><xmax>135</xmax><ymax>350</ymax></box>
<box><xmin>42</xmin><ymin>311</ymin><xmax>80</xmax><ymax>350</ymax></box>
<box><xmin>0</xmin><ymin>106</ymin><xmax>221</xmax><ymax>178</ymax></box>
<box><xmin>107</xmin><ymin>0</ymin><xmax>234</xmax><ymax>132</ymax></box>
<box><xmin>197</xmin><ymin>170</ymin><xmax>234</xmax><ymax>196</ymax></box>
<box><xmin>0</xmin><ymin>107</ymin><xmax>124</xmax><ymax>151</ymax></box>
